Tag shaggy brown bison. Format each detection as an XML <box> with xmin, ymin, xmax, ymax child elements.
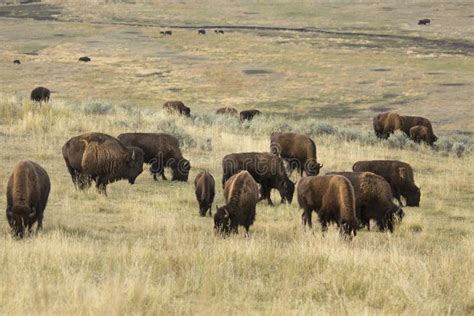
<box><xmin>30</xmin><ymin>87</ymin><xmax>50</xmax><ymax>103</ymax></box>
<box><xmin>214</xmin><ymin>170</ymin><xmax>259</xmax><ymax>236</ymax></box>
<box><xmin>194</xmin><ymin>171</ymin><xmax>215</xmax><ymax>217</ymax></box>
<box><xmin>418</xmin><ymin>19</ymin><xmax>431</xmax><ymax>25</ymax></box>
<box><xmin>222</xmin><ymin>152</ymin><xmax>294</xmax><ymax>206</ymax></box>
<box><xmin>6</xmin><ymin>160</ymin><xmax>50</xmax><ymax>238</ymax></box>
<box><xmin>327</xmin><ymin>171</ymin><xmax>404</xmax><ymax>232</ymax></box>
<box><xmin>270</xmin><ymin>132</ymin><xmax>322</xmax><ymax>176</ymax></box>
<box><xmin>78</xmin><ymin>56</ymin><xmax>91</xmax><ymax>62</ymax></box>
<box><xmin>353</xmin><ymin>160</ymin><xmax>420</xmax><ymax>207</ymax></box>
<box><xmin>62</xmin><ymin>132</ymin><xmax>144</xmax><ymax>195</ymax></box>
<box><xmin>216</xmin><ymin>107</ymin><xmax>238</xmax><ymax>116</ymax></box>
<box><xmin>372</xmin><ymin>112</ymin><xmax>402</xmax><ymax>139</ymax></box>
<box><xmin>118</xmin><ymin>133</ymin><xmax>191</xmax><ymax>182</ymax></box>
<box><xmin>240</xmin><ymin>109</ymin><xmax>261</xmax><ymax>122</ymax></box>
<box><xmin>410</xmin><ymin>125</ymin><xmax>437</xmax><ymax>146</ymax></box>
<box><xmin>297</xmin><ymin>175</ymin><xmax>358</xmax><ymax>238</ymax></box>
<box><xmin>401</xmin><ymin>115</ymin><xmax>437</xmax><ymax>141</ymax></box>
<box><xmin>163</xmin><ymin>101</ymin><xmax>191</xmax><ymax>117</ymax></box>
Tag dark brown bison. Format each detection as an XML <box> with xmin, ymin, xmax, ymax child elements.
<box><xmin>353</xmin><ymin>160</ymin><xmax>420</xmax><ymax>207</ymax></box>
<box><xmin>163</xmin><ymin>101</ymin><xmax>191</xmax><ymax>117</ymax></box>
<box><xmin>6</xmin><ymin>160</ymin><xmax>50</xmax><ymax>238</ymax></box>
<box><xmin>216</xmin><ymin>107</ymin><xmax>238</xmax><ymax>116</ymax></box>
<box><xmin>418</xmin><ymin>19</ymin><xmax>431</xmax><ymax>25</ymax></box>
<box><xmin>78</xmin><ymin>56</ymin><xmax>91</xmax><ymax>62</ymax></box>
<box><xmin>165</xmin><ymin>30</ymin><xmax>172</xmax><ymax>35</ymax></box>
<box><xmin>214</xmin><ymin>170</ymin><xmax>259</xmax><ymax>236</ymax></box>
<box><xmin>214</xmin><ymin>30</ymin><xmax>224</xmax><ymax>34</ymax></box>
<box><xmin>194</xmin><ymin>171</ymin><xmax>215</xmax><ymax>217</ymax></box>
<box><xmin>409</xmin><ymin>125</ymin><xmax>437</xmax><ymax>146</ymax></box>
<box><xmin>30</xmin><ymin>87</ymin><xmax>50</xmax><ymax>103</ymax></box>
<box><xmin>198</xmin><ymin>29</ymin><xmax>206</xmax><ymax>35</ymax></box>
<box><xmin>297</xmin><ymin>175</ymin><xmax>358</xmax><ymax>238</ymax></box>
<box><xmin>222</xmin><ymin>152</ymin><xmax>295</xmax><ymax>206</ymax></box>
<box><xmin>372</xmin><ymin>112</ymin><xmax>402</xmax><ymax>139</ymax></box>
<box><xmin>240</xmin><ymin>109</ymin><xmax>261</xmax><ymax>122</ymax></box>
<box><xmin>13</xmin><ymin>59</ymin><xmax>21</xmax><ymax>65</ymax></box>
<box><xmin>118</xmin><ymin>133</ymin><xmax>191</xmax><ymax>182</ymax></box>
<box><xmin>327</xmin><ymin>171</ymin><xmax>404</xmax><ymax>232</ymax></box>
<box><xmin>400</xmin><ymin>115</ymin><xmax>437</xmax><ymax>142</ymax></box>
<box><xmin>270</xmin><ymin>132</ymin><xmax>322</xmax><ymax>176</ymax></box>
<box><xmin>62</xmin><ymin>132</ymin><xmax>144</xmax><ymax>195</ymax></box>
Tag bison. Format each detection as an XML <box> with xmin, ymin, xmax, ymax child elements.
<box><xmin>372</xmin><ymin>111</ymin><xmax>402</xmax><ymax>139</ymax></box>
<box><xmin>270</xmin><ymin>132</ymin><xmax>322</xmax><ymax>177</ymax></box>
<box><xmin>297</xmin><ymin>175</ymin><xmax>358</xmax><ymax>238</ymax></box>
<box><xmin>194</xmin><ymin>171</ymin><xmax>215</xmax><ymax>217</ymax></box>
<box><xmin>198</xmin><ymin>29</ymin><xmax>206</xmax><ymax>35</ymax></box>
<box><xmin>117</xmin><ymin>132</ymin><xmax>191</xmax><ymax>182</ymax></box>
<box><xmin>214</xmin><ymin>30</ymin><xmax>224</xmax><ymax>34</ymax></box>
<box><xmin>353</xmin><ymin>160</ymin><xmax>420</xmax><ymax>207</ymax></box>
<box><xmin>6</xmin><ymin>160</ymin><xmax>50</xmax><ymax>238</ymax></box>
<box><xmin>418</xmin><ymin>19</ymin><xmax>431</xmax><ymax>25</ymax></box>
<box><xmin>30</xmin><ymin>87</ymin><xmax>50</xmax><ymax>103</ymax></box>
<box><xmin>222</xmin><ymin>152</ymin><xmax>295</xmax><ymax>206</ymax></box>
<box><xmin>165</xmin><ymin>30</ymin><xmax>172</xmax><ymax>35</ymax></box>
<box><xmin>78</xmin><ymin>56</ymin><xmax>91</xmax><ymax>62</ymax></box>
<box><xmin>327</xmin><ymin>171</ymin><xmax>404</xmax><ymax>232</ymax></box>
<box><xmin>163</xmin><ymin>101</ymin><xmax>191</xmax><ymax>117</ymax></box>
<box><xmin>400</xmin><ymin>115</ymin><xmax>437</xmax><ymax>142</ymax></box>
<box><xmin>62</xmin><ymin>132</ymin><xmax>144</xmax><ymax>195</ymax></box>
<box><xmin>13</xmin><ymin>59</ymin><xmax>21</xmax><ymax>65</ymax></box>
<box><xmin>214</xmin><ymin>170</ymin><xmax>259</xmax><ymax>236</ymax></box>
<box><xmin>240</xmin><ymin>109</ymin><xmax>261</xmax><ymax>122</ymax></box>
<box><xmin>409</xmin><ymin>125</ymin><xmax>437</xmax><ymax>146</ymax></box>
<box><xmin>216</xmin><ymin>107</ymin><xmax>238</xmax><ymax>116</ymax></box>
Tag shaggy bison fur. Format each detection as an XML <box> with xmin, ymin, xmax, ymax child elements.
<box><xmin>163</xmin><ymin>101</ymin><xmax>191</xmax><ymax>117</ymax></box>
<box><xmin>30</xmin><ymin>87</ymin><xmax>50</xmax><ymax>103</ymax></box>
<box><xmin>194</xmin><ymin>171</ymin><xmax>215</xmax><ymax>217</ymax></box>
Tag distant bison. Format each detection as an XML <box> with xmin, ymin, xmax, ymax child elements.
<box><xmin>270</xmin><ymin>132</ymin><xmax>322</xmax><ymax>177</ymax></box>
<box><xmin>327</xmin><ymin>171</ymin><xmax>404</xmax><ymax>232</ymax></box>
<box><xmin>62</xmin><ymin>132</ymin><xmax>144</xmax><ymax>195</ymax></box>
<box><xmin>216</xmin><ymin>107</ymin><xmax>238</xmax><ymax>115</ymax></box>
<box><xmin>194</xmin><ymin>171</ymin><xmax>215</xmax><ymax>217</ymax></box>
<box><xmin>214</xmin><ymin>170</ymin><xmax>259</xmax><ymax>236</ymax></box>
<box><xmin>165</xmin><ymin>30</ymin><xmax>172</xmax><ymax>35</ymax></box>
<box><xmin>409</xmin><ymin>125</ymin><xmax>437</xmax><ymax>146</ymax></box>
<box><xmin>163</xmin><ymin>101</ymin><xmax>191</xmax><ymax>117</ymax></box>
<box><xmin>78</xmin><ymin>56</ymin><xmax>91</xmax><ymax>62</ymax></box>
<box><xmin>297</xmin><ymin>175</ymin><xmax>358</xmax><ymax>238</ymax></box>
<box><xmin>372</xmin><ymin>111</ymin><xmax>401</xmax><ymax>139</ymax></box>
<box><xmin>214</xmin><ymin>30</ymin><xmax>224</xmax><ymax>34</ymax></box>
<box><xmin>240</xmin><ymin>109</ymin><xmax>261</xmax><ymax>122</ymax></box>
<box><xmin>198</xmin><ymin>29</ymin><xmax>206</xmax><ymax>35</ymax></box>
<box><xmin>400</xmin><ymin>115</ymin><xmax>437</xmax><ymax>142</ymax></box>
<box><xmin>13</xmin><ymin>59</ymin><xmax>21</xmax><ymax>65</ymax></box>
<box><xmin>418</xmin><ymin>19</ymin><xmax>431</xmax><ymax>25</ymax></box>
<box><xmin>6</xmin><ymin>160</ymin><xmax>50</xmax><ymax>238</ymax></box>
<box><xmin>118</xmin><ymin>132</ymin><xmax>191</xmax><ymax>182</ymax></box>
<box><xmin>30</xmin><ymin>87</ymin><xmax>50</xmax><ymax>103</ymax></box>
<box><xmin>222</xmin><ymin>152</ymin><xmax>294</xmax><ymax>205</ymax></box>
<box><xmin>353</xmin><ymin>160</ymin><xmax>420</xmax><ymax>207</ymax></box>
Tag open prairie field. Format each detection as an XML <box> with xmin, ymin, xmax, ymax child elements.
<box><xmin>0</xmin><ymin>1</ymin><xmax>473</xmax><ymax>314</ymax></box>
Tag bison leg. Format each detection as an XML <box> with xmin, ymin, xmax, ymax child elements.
<box><xmin>95</xmin><ymin>177</ymin><xmax>108</xmax><ymax>196</ymax></box>
<box><xmin>302</xmin><ymin>208</ymin><xmax>313</xmax><ymax>228</ymax></box>
<box><xmin>259</xmin><ymin>184</ymin><xmax>273</xmax><ymax>206</ymax></box>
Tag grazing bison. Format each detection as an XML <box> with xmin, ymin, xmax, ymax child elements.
<box><xmin>163</xmin><ymin>101</ymin><xmax>191</xmax><ymax>117</ymax></box>
<box><xmin>353</xmin><ymin>160</ymin><xmax>420</xmax><ymax>207</ymax></box>
<box><xmin>240</xmin><ymin>109</ymin><xmax>261</xmax><ymax>122</ymax></box>
<box><xmin>6</xmin><ymin>160</ymin><xmax>50</xmax><ymax>238</ymax></box>
<box><xmin>214</xmin><ymin>30</ymin><xmax>224</xmax><ymax>34</ymax></box>
<box><xmin>118</xmin><ymin>133</ymin><xmax>191</xmax><ymax>182</ymax></box>
<box><xmin>30</xmin><ymin>87</ymin><xmax>50</xmax><ymax>103</ymax></box>
<box><xmin>297</xmin><ymin>175</ymin><xmax>358</xmax><ymax>238</ymax></box>
<box><xmin>13</xmin><ymin>59</ymin><xmax>21</xmax><ymax>65</ymax></box>
<box><xmin>214</xmin><ymin>170</ymin><xmax>259</xmax><ymax>236</ymax></box>
<box><xmin>400</xmin><ymin>115</ymin><xmax>437</xmax><ymax>141</ymax></box>
<box><xmin>327</xmin><ymin>171</ymin><xmax>404</xmax><ymax>232</ymax></box>
<box><xmin>165</xmin><ymin>30</ymin><xmax>172</xmax><ymax>35</ymax></box>
<box><xmin>216</xmin><ymin>107</ymin><xmax>238</xmax><ymax>116</ymax></box>
<box><xmin>222</xmin><ymin>152</ymin><xmax>294</xmax><ymax>206</ymax></box>
<box><xmin>373</xmin><ymin>111</ymin><xmax>402</xmax><ymax>139</ymax></box>
<box><xmin>78</xmin><ymin>56</ymin><xmax>91</xmax><ymax>62</ymax></box>
<box><xmin>270</xmin><ymin>132</ymin><xmax>322</xmax><ymax>177</ymax></box>
<box><xmin>410</xmin><ymin>125</ymin><xmax>437</xmax><ymax>146</ymax></box>
<box><xmin>418</xmin><ymin>19</ymin><xmax>431</xmax><ymax>25</ymax></box>
<box><xmin>194</xmin><ymin>171</ymin><xmax>215</xmax><ymax>217</ymax></box>
<box><xmin>198</xmin><ymin>29</ymin><xmax>206</xmax><ymax>35</ymax></box>
<box><xmin>62</xmin><ymin>132</ymin><xmax>144</xmax><ymax>195</ymax></box>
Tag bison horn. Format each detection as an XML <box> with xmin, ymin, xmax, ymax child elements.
<box><xmin>131</xmin><ymin>149</ymin><xmax>136</xmax><ymax>161</ymax></box>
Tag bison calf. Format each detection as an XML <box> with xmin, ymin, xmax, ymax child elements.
<box><xmin>194</xmin><ymin>171</ymin><xmax>215</xmax><ymax>217</ymax></box>
<box><xmin>30</xmin><ymin>87</ymin><xmax>50</xmax><ymax>103</ymax></box>
<box><xmin>409</xmin><ymin>125</ymin><xmax>437</xmax><ymax>146</ymax></box>
<box><xmin>297</xmin><ymin>175</ymin><xmax>358</xmax><ymax>238</ymax></box>
<box><xmin>6</xmin><ymin>160</ymin><xmax>51</xmax><ymax>238</ymax></box>
<box><xmin>214</xmin><ymin>171</ymin><xmax>259</xmax><ymax>236</ymax></box>
<box><xmin>163</xmin><ymin>101</ymin><xmax>191</xmax><ymax>117</ymax></box>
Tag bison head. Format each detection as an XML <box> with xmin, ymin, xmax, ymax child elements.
<box><xmin>305</xmin><ymin>160</ymin><xmax>323</xmax><ymax>176</ymax></box>
<box><xmin>405</xmin><ymin>187</ymin><xmax>421</xmax><ymax>207</ymax></box>
<box><xmin>7</xmin><ymin>205</ymin><xmax>36</xmax><ymax>239</ymax></box>
<box><xmin>278</xmin><ymin>178</ymin><xmax>295</xmax><ymax>204</ymax></box>
<box><xmin>199</xmin><ymin>201</ymin><xmax>211</xmax><ymax>217</ymax></box>
<box><xmin>125</xmin><ymin>147</ymin><xmax>144</xmax><ymax>184</ymax></box>
<box><xmin>214</xmin><ymin>205</ymin><xmax>231</xmax><ymax>236</ymax></box>
<box><xmin>172</xmin><ymin>159</ymin><xmax>191</xmax><ymax>182</ymax></box>
<box><xmin>340</xmin><ymin>219</ymin><xmax>358</xmax><ymax>240</ymax></box>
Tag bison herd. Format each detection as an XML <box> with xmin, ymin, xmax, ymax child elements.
<box><xmin>6</xmin><ymin>115</ymin><xmax>423</xmax><ymax>239</ymax></box>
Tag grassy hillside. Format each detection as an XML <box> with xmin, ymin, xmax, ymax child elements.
<box><xmin>0</xmin><ymin>1</ymin><xmax>473</xmax><ymax>314</ymax></box>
